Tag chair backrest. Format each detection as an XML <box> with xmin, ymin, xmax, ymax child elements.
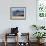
<box><xmin>11</xmin><ymin>27</ymin><xmax>18</xmax><ymax>34</ymax></box>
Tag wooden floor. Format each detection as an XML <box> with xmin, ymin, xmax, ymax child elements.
<box><xmin>0</xmin><ymin>42</ymin><xmax>46</xmax><ymax>46</ymax></box>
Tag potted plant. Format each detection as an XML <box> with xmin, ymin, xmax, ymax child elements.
<box><xmin>33</xmin><ymin>32</ymin><xmax>46</xmax><ymax>43</ymax></box>
<box><xmin>32</xmin><ymin>24</ymin><xmax>45</xmax><ymax>30</ymax></box>
<box><xmin>40</xmin><ymin>26</ymin><xmax>45</xmax><ymax>29</ymax></box>
<box><xmin>32</xmin><ymin>25</ymin><xmax>39</xmax><ymax>30</ymax></box>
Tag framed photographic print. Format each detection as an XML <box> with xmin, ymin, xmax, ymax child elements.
<box><xmin>36</xmin><ymin>0</ymin><xmax>46</xmax><ymax>26</ymax></box>
<box><xmin>10</xmin><ymin>7</ymin><xmax>26</xmax><ymax>20</ymax></box>
<box><xmin>37</xmin><ymin>0</ymin><xmax>46</xmax><ymax>19</ymax></box>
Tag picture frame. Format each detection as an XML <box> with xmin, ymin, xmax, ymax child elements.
<box><xmin>10</xmin><ymin>7</ymin><xmax>26</xmax><ymax>20</ymax></box>
<box><xmin>37</xmin><ymin>0</ymin><xmax>46</xmax><ymax>19</ymax></box>
<box><xmin>36</xmin><ymin>0</ymin><xmax>46</xmax><ymax>26</ymax></box>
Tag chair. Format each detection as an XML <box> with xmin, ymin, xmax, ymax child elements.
<box><xmin>18</xmin><ymin>33</ymin><xmax>30</xmax><ymax>46</ymax></box>
<box><xmin>4</xmin><ymin>27</ymin><xmax>19</xmax><ymax>46</ymax></box>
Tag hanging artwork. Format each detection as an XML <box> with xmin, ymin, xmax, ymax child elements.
<box><xmin>10</xmin><ymin>7</ymin><xmax>26</xmax><ymax>20</ymax></box>
<box><xmin>37</xmin><ymin>0</ymin><xmax>46</xmax><ymax>18</ymax></box>
<box><xmin>36</xmin><ymin>0</ymin><xmax>46</xmax><ymax>27</ymax></box>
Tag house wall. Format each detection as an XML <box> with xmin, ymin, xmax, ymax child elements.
<box><xmin>0</xmin><ymin>0</ymin><xmax>45</xmax><ymax>42</ymax></box>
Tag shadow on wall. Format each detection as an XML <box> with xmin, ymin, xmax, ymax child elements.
<box><xmin>2</xmin><ymin>28</ymin><xmax>11</xmax><ymax>34</ymax></box>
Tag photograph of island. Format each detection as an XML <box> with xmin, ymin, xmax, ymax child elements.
<box><xmin>10</xmin><ymin>7</ymin><xmax>26</xmax><ymax>20</ymax></box>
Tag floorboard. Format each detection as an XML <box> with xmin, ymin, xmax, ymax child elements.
<box><xmin>0</xmin><ymin>42</ymin><xmax>46</xmax><ymax>46</ymax></box>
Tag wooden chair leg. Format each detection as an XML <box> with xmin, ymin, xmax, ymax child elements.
<box><xmin>15</xmin><ymin>34</ymin><xmax>18</xmax><ymax>46</ymax></box>
<box><xmin>4</xmin><ymin>41</ymin><xmax>7</xmax><ymax>46</ymax></box>
<box><xmin>4</xmin><ymin>37</ymin><xmax>7</xmax><ymax>46</ymax></box>
<box><xmin>17</xmin><ymin>34</ymin><xmax>18</xmax><ymax>46</ymax></box>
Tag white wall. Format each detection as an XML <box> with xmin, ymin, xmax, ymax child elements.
<box><xmin>0</xmin><ymin>0</ymin><xmax>37</xmax><ymax>42</ymax></box>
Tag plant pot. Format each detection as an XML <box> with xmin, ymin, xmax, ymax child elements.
<box><xmin>37</xmin><ymin>39</ymin><xmax>40</xmax><ymax>43</ymax></box>
<box><xmin>37</xmin><ymin>39</ymin><xmax>45</xmax><ymax>44</ymax></box>
<box><xmin>40</xmin><ymin>38</ymin><xmax>45</xmax><ymax>43</ymax></box>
